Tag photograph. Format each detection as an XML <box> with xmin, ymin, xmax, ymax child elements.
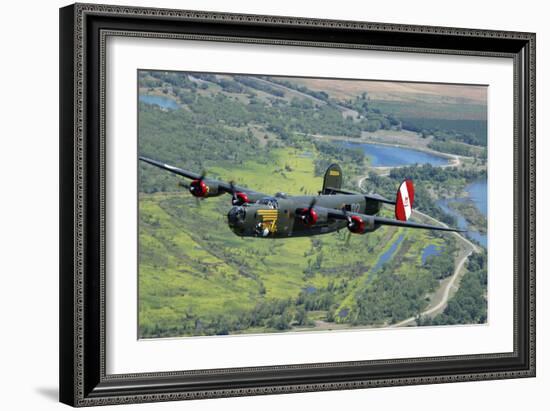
<box><xmin>137</xmin><ymin>70</ymin><xmax>488</xmax><ymax>338</ymax></box>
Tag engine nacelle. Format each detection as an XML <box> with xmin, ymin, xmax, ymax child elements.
<box><xmin>232</xmin><ymin>192</ymin><xmax>250</xmax><ymax>206</ymax></box>
<box><xmin>347</xmin><ymin>215</ymin><xmax>376</xmax><ymax>234</ymax></box>
<box><xmin>347</xmin><ymin>215</ymin><xmax>366</xmax><ymax>234</ymax></box>
<box><xmin>296</xmin><ymin>207</ymin><xmax>328</xmax><ymax>226</ymax></box>
<box><xmin>189</xmin><ymin>179</ymin><xmax>221</xmax><ymax>198</ymax></box>
<box><xmin>297</xmin><ymin>207</ymin><xmax>318</xmax><ymax>226</ymax></box>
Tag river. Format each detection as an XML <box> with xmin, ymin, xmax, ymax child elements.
<box><xmin>436</xmin><ymin>179</ymin><xmax>488</xmax><ymax>248</ymax></box>
<box><xmin>336</xmin><ymin>140</ymin><xmax>487</xmax><ymax>248</ymax></box>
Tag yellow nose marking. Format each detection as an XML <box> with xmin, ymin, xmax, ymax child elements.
<box><xmin>257</xmin><ymin>210</ymin><xmax>278</xmax><ymax>232</ymax></box>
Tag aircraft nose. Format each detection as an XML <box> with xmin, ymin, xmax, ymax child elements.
<box><xmin>227</xmin><ymin>206</ymin><xmax>245</xmax><ymax>225</ymax></box>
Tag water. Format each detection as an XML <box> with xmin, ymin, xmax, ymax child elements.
<box><xmin>338</xmin><ymin>141</ymin><xmax>449</xmax><ymax>167</ymax></box>
<box><xmin>139</xmin><ymin>94</ymin><xmax>179</xmax><ymax>110</ymax></box>
<box><xmin>422</xmin><ymin>244</ymin><xmax>442</xmax><ymax>264</ymax></box>
<box><xmin>371</xmin><ymin>234</ymin><xmax>404</xmax><ymax>273</ymax></box>
<box><xmin>338</xmin><ymin>308</ymin><xmax>349</xmax><ymax>319</ymax></box>
<box><xmin>466</xmin><ymin>180</ymin><xmax>487</xmax><ymax>216</ymax></box>
<box><xmin>436</xmin><ymin>179</ymin><xmax>488</xmax><ymax>248</ymax></box>
<box><xmin>333</xmin><ymin>139</ymin><xmax>488</xmax><ymax>248</ymax></box>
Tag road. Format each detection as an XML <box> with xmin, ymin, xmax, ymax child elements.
<box><xmin>254</xmin><ymin>77</ymin><xmax>361</xmax><ymax>120</ymax></box>
<box><xmin>357</xmin><ymin>171</ymin><xmax>480</xmax><ymax>327</ymax></box>
<box><xmin>389</xmin><ymin>209</ymin><xmax>480</xmax><ymax>327</ymax></box>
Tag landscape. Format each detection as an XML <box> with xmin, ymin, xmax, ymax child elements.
<box><xmin>137</xmin><ymin>70</ymin><xmax>488</xmax><ymax>338</ymax></box>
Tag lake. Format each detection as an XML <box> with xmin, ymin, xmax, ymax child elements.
<box><xmin>139</xmin><ymin>94</ymin><xmax>180</xmax><ymax>110</ymax></box>
<box><xmin>338</xmin><ymin>141</ymin><xmax>449</xmax><ymax>167</ymax></box>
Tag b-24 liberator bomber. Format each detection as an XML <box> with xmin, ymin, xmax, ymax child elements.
<box><xmin>140</xmin><ymin>156</ymin><xmax>463</xmax><ymax>239</ymax></box>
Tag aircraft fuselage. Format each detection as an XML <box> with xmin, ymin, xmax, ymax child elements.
<box><xmin>227</xmin><ymin>194</ymin><xmax>381</xmax><ymax>238</ymax></box>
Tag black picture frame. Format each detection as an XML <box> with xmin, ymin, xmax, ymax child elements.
<box><xmin>59</xmin><ymin>3</ymin><xmax>536</xmax><ymax>407</ymax></box>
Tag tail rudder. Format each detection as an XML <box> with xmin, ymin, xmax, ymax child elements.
<box><xmin>322</xmin><ymin>164</ymin><xmax>343</xmax><ymax>195</ymax></box>
<box><xmin>395</xmin><ymin>179</ymin><xmax>414</xmax><ymax>221</ymax></box>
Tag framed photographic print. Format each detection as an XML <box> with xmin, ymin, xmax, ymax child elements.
<box><xmin>59</xmin><ymin>3</ymin><xmax>536</xmax><ymax>407</ymax></box>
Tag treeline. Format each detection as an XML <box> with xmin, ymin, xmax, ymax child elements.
<box><xmin>419</xmin><ymin>251</ymin><xmax>487</xmax><ymax>325</ymax></box>
<box><xmin>140</xmin><ymin>70</ymin><xmax>201</xmax><ymax>91</ymax></box>
<box><xmin>342</xmin><ymin>92</ymin><xmax>401</xmax><ymax>130</ymax></box>
<box><xmin>192</xmin><ymin>73</ymin><xmax>247</xmax><ymax>94</ymax></box>
<box><xmin>389</xmin><ymin>163</ymin><xmax>486</xmax><ymax>183</ymax></box>
<box><xmin>140</xmin><ymin>298</ymin><xmax>306</xmax><ymax>337</ymax></box>
<box><xmin>312</xmin><ymin>140</ymin><xmax>365</xmax><ymax>176</ymax></box>
<box><xmin>141</xmin><ymin>286</ymin><xmax>349</xmax><ymax>337</ymax></box>
<box><xmin>350</xmin><ymin>268</ymin><xmax>437</xmax><ymax>325</ymax></box>
<box><xmin>401</xmin><ymin>117</ymin><xmax>487</xmax><ymax>147</ymax></box>
<box><xmin>428</xmin><ymin>140</ymin><xmax>486</xmax><ymax>159</ymax></box>
<box><xmin>234</xmin><ymin>75</ymin><xmax>285</xmax><ymax>97</ymax></box>
<box><xmin>263</xmin><ymin>76</ymin><xmax>330</xmax><ymax>101</ymax></box>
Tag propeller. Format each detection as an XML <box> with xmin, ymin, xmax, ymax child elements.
<box><xmin>341</xmin><ymin>207</ymin><xmax>353</xmax><ymax>244</ymax></box>
<box><xmin>345</xmin><ymin>230</ymin><xmax>352</xmax><ymax>245</ymax></box>
<box><xmin>179</xmin><ymin>170</ymin><xmax>207</xmax><ymax>207</ymax></box>
<box><xmin>229</xmin><ymin>181</ymin><xmax>249</xmax><ymax>206</ymax></box>
<box><xmin>300</xmin><ymin>197</ymin><xmax>318</xmax><ymax>226</ymax></box>
<box><xmin>177</xmin><ymin>180</ymin><xmax>200</xmax><ymax>206</ymax></box>
<box><xmin>229</xmin><ymin>181</ymin><xmax>237</xmax><ymax>204</ymax></box>
<box><xmin>342</xmin><ymin>207</ymin><xmax>366</xmax><ymax>236</ymax></box>
<box><xmin>189</xmin><ymin>171</ymin><xmax>208</xmax><ymax>198</ymax></box>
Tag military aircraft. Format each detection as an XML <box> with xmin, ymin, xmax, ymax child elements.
<box><xmin>140</xmin><ymin>156</ymin><xmax>463</xmax><ymax>239</ymax></box>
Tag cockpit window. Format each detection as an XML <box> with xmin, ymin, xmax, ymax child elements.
<box><xmin>228</xmin><ymin>206</ymin><xmax>246</xmax><ymax>223</ymax></box>
<box><xmin>256</xmin><ymin>197</ymin><xmax>279</xmax><ymax>209</ymax></box>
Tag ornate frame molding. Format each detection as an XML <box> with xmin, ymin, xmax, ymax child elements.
<box><xmin>60</xmin><ymin>3</ymin><xmax>535</xmax><ymax>407</ymax></box>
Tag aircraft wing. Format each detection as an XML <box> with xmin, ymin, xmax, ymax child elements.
<box><xmin>140</xmin><ymin>156</ymin><xmax>202</xmax><ymax>179</ymax></box>
<box><xmin>324</xmin><ymin>186</ymin><xmax>395</xmax><ymax>205</ymax></box>
<box><xmin>325</xmin><ymin>207</ymin><xmax>464</xmax><ymax>233</ymax></box>
<box><xmin>139</xmin><ymin>156</ymin><xmax>265</xmax><ymax>197</ymax></box>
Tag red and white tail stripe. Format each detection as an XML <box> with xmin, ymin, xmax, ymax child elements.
<box><xmin>395</xmin><ymin>179</ymin><xmax>414</xmax><ymax>221</ymax></box>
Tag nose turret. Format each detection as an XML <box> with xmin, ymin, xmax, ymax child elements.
<box><xmin>227</xmin><ymin>206</ymin><xmax>247</xmax><ymax>235</ymax></box>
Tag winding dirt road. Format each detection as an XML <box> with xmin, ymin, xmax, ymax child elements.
<box><xmin>389</xmin><ymin>209</ymin><xmax>480</xmax><ymax>327</ymax></box>
<box><xmin>358</xmin><ymin>171</ymin><xmax>480</xmax><ymax>327</ymax></box>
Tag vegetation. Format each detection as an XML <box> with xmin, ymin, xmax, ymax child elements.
<box><xmin>428</xmin><ymin>140</ymin><xmax>486</xmax><ymax>159</ymax></box>
<box><xmin>423</xmin><ymin>237</ymin><xmax>457</xmax><ymax>280</ymax></box>
<box><xmin>447</xmin><ymin>201</ymin><xmax>487</xmax><ymax>233</ymax></box>
<box><xmin>419</xmin><ymin>252</ymin><xmax>487</xmax><ymax>325</ymax></box>
<box><xmin>366</xmin><ymin>98</ymin><xmax>487</xmax><ymax>147</ymax></box>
